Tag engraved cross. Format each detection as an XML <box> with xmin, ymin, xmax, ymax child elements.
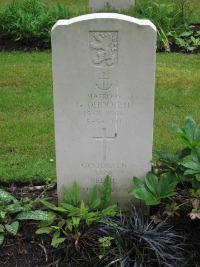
<box><xmin>93</xmin><ymin>128</ymin><xmax>117</xmax><ymax>160</ymax></box>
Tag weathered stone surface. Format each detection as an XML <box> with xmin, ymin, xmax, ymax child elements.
<box><xmin>52</xmin><ymin>13</ymin><xmax>156</xmax><ymax>207</ymax></box>
<box><xmin>89</xmin><ymin>0</ymin><xmax>135</xmax><ymax>11</ymax></box>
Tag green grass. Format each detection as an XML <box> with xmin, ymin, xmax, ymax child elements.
<box><xmin>154</xmin><ymin>53</ymin><xmax>200</xmax><ymax>152</ymax></box>
<box><xmin>0</xmin><ymin>52</ymin><xmax>55</xmax><ymax>182</ymax></box>
<box><xmin>0</xmin><ymin>52</ymin><xmax>200</xmax><ymax>182</ymax></box>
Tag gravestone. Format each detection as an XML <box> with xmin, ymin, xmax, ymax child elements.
<box><xmin>52</xmin><ymin>13</ymin><xmax>156</xmax><ymax>207</ymax></box>
<box><xmin>89</xmin><ymin>0</ymin><xmax>135</xmax><ymax>11</ymax></box>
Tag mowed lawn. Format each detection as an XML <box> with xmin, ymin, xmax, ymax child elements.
<box><xmin>0</xmin><ymin>52</ymin><xmax>199</xmax><ymax>182</ymax></box>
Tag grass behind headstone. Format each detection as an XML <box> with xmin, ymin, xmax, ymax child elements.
<box><xmin>0</xmin><ymin>52</ymin><xmax>199</xmax><ymax>182</ymax></box>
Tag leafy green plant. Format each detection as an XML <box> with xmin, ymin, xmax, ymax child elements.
<box><xmin>151</xmin><ymin>116</ymin><xmax>200</xmax><ymax>221</ymax></box>
<box><xmin>153</xmin><ymin>147</ymin><xmax>190</xmax><ymax>182</ymax></box>
<box><xmin>0</xmin><ymin>188</ymin><xmax>49</xmax><ymax>246</ymax></box>
<box><xmin>36</xmin><ymin>176</ymin><xmax>118</xmax><ymax>248</ymax></box>
<box><xmin>154</xmin><ymin>116</ymin><xmax>200</xmax><ymax>184</ymax></box>
<box><xmin>0</xmin><ymin>0</ymin><xmax>85</xmax><ymax>49</ymax></box>
<box><xmin>173</xmin><ymin>25</ymin><xmax>200</xmax><ymax>52</ymax></box>
<box><xmin>181</xmin><ymin>148</ymin><xmax>200</xmax><ymax>187</ymax></box>
<box><xmin>129</xmin><ymin>172</ymin><xmax>178</xmax><ymax>205</ymax></box>
<box><xmin>163</xmin><ymin>202</ymin><xmax>180</xmax><ymax>216</ymax></box>
<box><xmin>0</xmin><ymin>0</ymin><xmax>197</xmax><ymax>52</ymax></box>
<box><xmin>171</xmin><ymin>116</ymin><xmax>200</xmax><ymax>149</ymax></box>
<box><xmin>128</xmin><ymin>0</ymin><xmax>194</xmax><ymax>52</ymax></box>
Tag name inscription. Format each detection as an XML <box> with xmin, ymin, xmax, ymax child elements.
<box><xmin>76</xmin><ymin>92</ymin><xmax>133</xmax><ymax>125</ymax></box>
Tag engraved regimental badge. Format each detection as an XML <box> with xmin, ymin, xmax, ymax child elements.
<box><xmin>89</xmin><ymin>31</ymin><xmax>118</xmax><ymax>67</ymax></box>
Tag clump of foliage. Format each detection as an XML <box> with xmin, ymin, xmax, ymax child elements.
<box><xmin>125</xmin><ymin>0</ymin><xmax>197</xmax><ymax>52</ymax></box>
<box><xmin>0</xmin><ymin>0</ymin><xmax>85</xmax><ymax>49</ymax></box>
<box><xmin>0</xmin><ymin>0</ymin><xmax>199</xmax><ymax>52</ymax></box>
<box><xmin>0</xmin><ymin>173</ymin><xmax>193</xmax><ymax>266</ymax></box>
<box><xmin>51</xmin><ymin>209</ymin><xmax>185</xmax><ymax>267</ymax></box>
<box><xmin>36</xmin><ymin>176</ymin><xmax>118</xmax><ymax>248</ymax></box>
<box><xmin>0</xmin><ymin>188</ymin><xmax>49</xmax><ymax>246</ymax></box>
<box><xmin>130</xmin><ymin>116</ymin><xmax>200</xmax><ymax>220</ymax></box>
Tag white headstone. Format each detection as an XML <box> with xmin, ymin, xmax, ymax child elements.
<box><xmin>52</xmin><ymin>13</ymin><xmax>156</xmax><ymax>207</ymax></box>
<box><xmin>89</xmin><ymin>0</ymin><xmax>135</xmax><ymax>11</ymax></box>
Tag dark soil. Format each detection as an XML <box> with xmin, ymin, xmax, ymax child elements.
<box><xmin>0</xmin><ymin>23</ymin><xmax>200</xmax><ymax>53</ymax></box>
<box><xmin>0</xmin><ymin>182</ymin><xmax>200</xmax><ymax>267</ymax></box>
<box><xmin>170</xmin><ymin>22</ymin><xmax>200</xmax><ymax>54</ymax></box>
<box><xmin>0</xmin><ymin>182</ymin><xmax>59</xmax><ymax>267</ymax></box>
<box><xmin>0</xmin><ymin>36</ymin><xmax>51</xmax><ymax>52</ymax></box>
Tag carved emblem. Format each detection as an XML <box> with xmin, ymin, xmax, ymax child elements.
<box><xmin>89</xmin><ymin>31</ymin><xmax>118</xmax><ymax>67</ymax></box>
<box><xmin>96</xmin><ymin>72</ymin><xmax>112</xmax><ymax>90</ymax></box>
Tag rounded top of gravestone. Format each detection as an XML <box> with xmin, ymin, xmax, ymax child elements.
<box><xmin>52</xmin><ymin>13</ymin><xmax>156</xmax><ymax>32</ymax></box>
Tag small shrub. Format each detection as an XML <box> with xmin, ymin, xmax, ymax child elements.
<box><xmin>36</xmin><ymin>176</ymin><xmax>118</xmax><ymax>248</ymax></box>
<box><xmin>0</xmin><ymin>188</ymin><xmax>49</xmax><ymax>246</ymax></box>
<box><xmin>0</xmin><ymin>0</ymin><xmax>85</xmax><ymax>49</ymax></box>
<box><xmin>0</xmin><ymin>0</ymin><xmax>198</xmax><ymax>52</ymax></box>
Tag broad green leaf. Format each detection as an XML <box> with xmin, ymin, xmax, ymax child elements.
<box><xmin>51</xmin><ymin>230</ymin><xmax>65</xmax><ymax>248</ymax></box>
<box><xmin>72</xmin><ymin>216</ymin><xmax>81</xmax><ymax>228</ymax></box>
<box><xmin>145</xmin><ymin>172</ymin><xmax>158</xmax><ymax>196</ymax></box>
<box><xmin>180</xmin><ymin>31</ymin><xmax>192</xmax><ymax>37</ymax></box>
<box><xmin>155</xmin><ymin>149</ymin><xmax>174</xmax><ymax>162</ymax></box>
<box><xmin>53</xmin><ymin>206</ymin><xmax>68</xmax><ymax>213</ymax></box>
<box><xmin>191</xmin><ymin>148</ymin><xmax>200</xmax><ymax>162</ymax></box>
<box><xmin>182</xmin><ymin>161</ymin><xmax>200</xmax><ymax>171</ymax></box>
<box><xmin>0</xmin><ymin>211</ymin><xmax>6</xmax><ymax>219</ymax></box>
<box><xmin>196</xmin><ymin>174</ymin><xmax>200</xmax><ymax>182</ymax></box>
<box><xmin>85</xmin><ymin>212</ymin><xmax>100</xmax><ymax>226</ymax></box>
<box><xmin>58</xmin><ymin>220</ymin><xmax>65</xmax><ymax>228</ymax></box>
<box><xmin>80</xmin><ymin>201</ymin><xmax>89</xmax><ymax>217</ymax></box>
<box><xmin>130</xmin><ymin>187</ymin><xmax>159</xmax><ymax>205</ymax></box>
<box><xmin>5</xmin><ymin>203</ymin><xmax>22</xmax><ymax>214</ymax></box>
<box><xmin>0</xmin><ymin>234</ymin><xmax>4</xmax><ymax>246</ymax></box>
<box><xmin>133</xmin><ymin>176</ymin><xmax>144</xmax><ymax>187</ymax></box>
<box><xmin>184</xmin><ymin>116</ymin><xmax>196</xmax><ymax>141</ymax></box>
<box><xmin>171</xmin><ymin>123</ymin><xmax>183</xmax><ymax>134</ymax></box>
<box><xmin>53</xmin><ymin>229</ymin><xmax>60</xmax><ymax>239</ymax></box>
<box><xmin>0</xmin><ymin>189</ymin><xmax>17</xmax><ymax>204</ymax></box>
<box><xmin>0</xmin><ymin>224</ymin><xmax>4</xmax><ymax>233</ymax></box>
<box><xmin>38</xmin><ymin>219</ymin><xmax>55</xmax><ymax>228</ymax></box>
<box><xmin>72</xmin><ymin>182</ymin><xmax>80</xmax><ymax>206</ymax></box>
<box><xmin>60</xmin><ymin>203</ymin><xmax>80</xmax><ymax>215</ymax></box>
<box><xmin>101</xmin><ymin>176</ymin><xmax>112</xmax><ymax>209</ymax></box>
<box><xmin>89</xmin><ymin>198</ymin><xmax>101</xmax><ymax>211</ymax></box>
<box><xmin>16</xmin><ymin>210</ymin><xmax>49</xmax><ymax>220</ymax></box>
<box><xmin>5</xmin><ymin>221</ymin><xmax>19</xmax><ymax>236</ymax></box>
<box><xmin>63</xmin><ymin>187</ymin><xmax>72</xmax><ymax>205</ymax></box>
<box><xmin>51</xmin><ymin>236</ymin><xmax>65</xmax><ymax>247</ymax></box>
<box><xmin>66</xmin><ymin>219</ymin><xmax>73</xmax><ymax>232</ymax></box>
<box><xmin>174</xmin><ymin>147</ymin><xmax>191</xmax><ymax>161</ymax></box>
<box><xmin>184</xmin><ymin>169</ymin><xmax>200</xmax><ymax>176</ymax></box>
<box><xmin>102</xmin><ymin>205</ymin><xmax>118</xmax><ymax>216</ymax></box>
<box><xmin>36</xmin><ymin>227</ymin><xmax>52</xmax><ymax>234</ymax></box>
<box><xmin>40</xmin><ymin>200</ymin><xmax>57</xmax><ymax>210</ymax></box>
<box><xmin>194</xmin><ymin>125</ymin><xmax>200</xmax><ymax>142</ymax></box>
<box><xmin>157</xmin><ymin>174</ymin><xmax>177</xmax><ymax>197</ymax></box>
<box><xmin>89</xmin><ymin>185</ymin><xmax>99</xmax><ymax>209</ymax></box>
